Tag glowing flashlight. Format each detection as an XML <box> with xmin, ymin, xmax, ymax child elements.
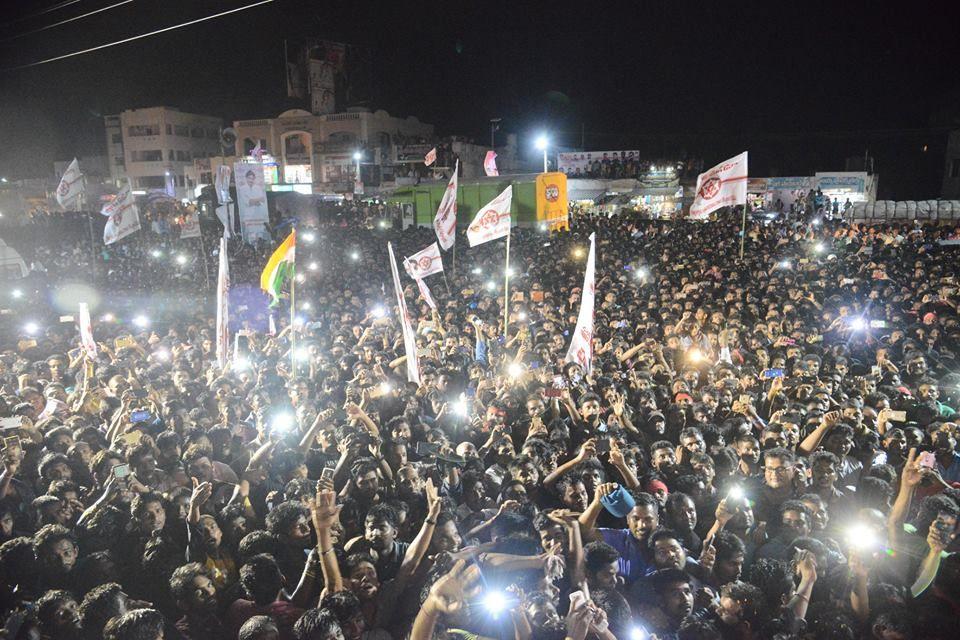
<box><xmin>133</xmin><ymin>315</ymin><xmax>150</xmax><ymax>328</ymax></box>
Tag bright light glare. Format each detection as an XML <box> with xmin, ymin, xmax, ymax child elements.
<box><xmin>175</xmin><ymin>254</ymin><xmax>187</xmax><ymax>265</ymax></box>
<box><xmin>302</xmin><ymin>231</ymin><xmax>316</xmax><ymax>243</ymax></box>
<box><xmin>506</xmin><ymin>267</ymin><xmax>515</xmax><ymax>277</ymax></box>
<box><xmin>350</xmin><ymin>251</ymin><xmax>360</xmax><ymax>261</ymax></box>
<box><xmin>572</xmin><ymin>247</ymin><xmax>585</xmax><ymax>259</ymax></box>
<box><xmin>352</xmin><ymin>151</ymin><xmax>362</xmax><ymax>161</ymax></box>
<box><xmin>24</xmin><ymin>322</ymin><xmax>38</xmax><ymax>335</ymax></box>
<box><xmin>472</xmin><ymin>267</ymin><xmax>482</xmax><ymax>275</ymax></box>
<box><xmin>850</xmin><ymin>317</ymin><xmax>867</xmax><ymax>331</ymax></box>
<box><xmin>814</xmin><ymin>243</ymin><xmax>825</xmax><ymax>254</ymax></box>
<box><xmin>234</xmin><ymin>357</ymin><xmax>250</xmax><ymax>371</ymax></box>
<box><xmin>101</xmin><ymin>313</ymin><xmax>115</xmax><ymax>323</ymax></box>
<box><xmin>812</xmin><ymin>218</ymin><xmax>822</xmax><ymax>226</ymax></box>
<box><xmin>485</xmin><ymin>281</ymin><xmax>496</xmax><ymax>291</ymax></box>
<box><xmin>508</xmin><ymin>362</ymin><xmax>523</xmax><ymax>379</ymax></box>
<box><xmin>308</xmin><ymin>262</ymin><xmax>319</xmax><ymax>271</ymax></box>
<box><xmin>150</xmin><ymin>249</ymin><xmax>162</xmax><ymax>258</ymax></box>
<box><xmin>294</xmin><ymin>347</ymin><xmax>310</xmax><ymax>361</ymax></box>
<box><xmin>778</xmin><ymin>260</ymin><xmax>791</xmax><ymax>269</ymax></box>
<box><xmin>630</xmin><ymin>627</ymin><xmax>647</xmax><ymax>640</ymax></box>
<box><xmin>372</xmin><ymin>306</ymin><xmax>386</xmax><ymax>318</ymax></box>
<box><xmin>295</xmin><ymin>274</ymin><xmax>306</xmax><ymax>283</ymax></box>
<box><xmin>483</xmin><ymin>591</ymin><xmax>510</xmax><ymax>615</ymax></box>
<box><xmin>11</xmin><ymin>289</ymin><xmax>22</xmax><ymax>299</ymax></box>
<box><xmin>846</xmin><ymin>524</ymin><xmax>879</xmax><ymax>551</ymax></box>
<box><xmin>688</xmin><ymin>348</ymin><xmax>704</xmax><ymax>363</ymax></box>
<box><xmin>154</xmin><ymin>348</ymin><xmax>170</xmax><ymax>361</ymax></box>
<box><xmin>636</xmin><ymin>267</ymin><xmax>649</xmax><ymax>279</ymax></box>
<box><xmin>300</xmin><ymin>302</ymin><xmax>311</xmax><ymax>310</ymax></box>
<box><xmin>454</xmin><ymin>397</ymin><xmax>469</xmax><ymax>416</ymax></box>
<box><xmin>727</xmin><ymin>486</ymin><xmax>744</xmax><ymax>501</ymax></box>
<box><xmin>518</xmin><ymin>311</ymin><xmax>528</xmax><ymax>321</ymax></box>
<box><xmin>380</xmin><ymin>381</ymin><xmax>393</xmax><ymax>394</ymax></box>
<box><xmin>534</xmin><ymin>135</ymin><xmax>549</xmax><ymax>151</ymax></box>
<box><xmin>133</xmin><ymin>315</ymin><xmax>150</xmax><ymax>328</ymax></box>
<box><xmin>378</xmin><ymin>220</ymin><xmax>388</xmax><ymax>229</ymax></box>
<box><xmin>538</xmin><ymin>223</ymin><xmax>547</xmax><ymax>232</ymax></box>
<box><xmin>271</xmin><ymin>413</ymin><xmax>295</xmax><ymax>432</ymax></box>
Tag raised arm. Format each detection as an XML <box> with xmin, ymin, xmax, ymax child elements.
<box><xmin>309</xmin><ymin>488</ymin><xmax>345</xmax><ymax>594</ymax></box>
<box><xmin>798</xmin><ymin>410</ymin><xmax>840</xmax><ymax>455</ymax></box>
<box><xmin>397</xmin><ymin>478</ymin><xmax>441</xmax><ymax>581</ymax></box>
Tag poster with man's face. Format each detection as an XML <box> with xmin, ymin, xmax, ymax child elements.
<box><xmin>233</xmin><ymin>162</ymin><xmax>269</xmax><ymax>225</ymax></box>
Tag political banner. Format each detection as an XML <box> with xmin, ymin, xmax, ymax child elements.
<box><xmin>467</xmin><ymin>186</ymin><xmax>512</xmax><ymax>247</ymax></box>
<box><xmin>180</xmin><ymin>212</ymin><xmax>201</xmax><ymax>239</ymax></box>
<box><xmin>424</xmin><ymin>147</ymin><xmax>437</xmax><ymax>166</ymax></box>
<box><xmin>689</xmin><ymin>152</ymin><xmax>749</xmax><ymax>220</ymax></box>
<box><xmin>416</xmin><ymin>278</ymin><xmax>437</xmax><ymax>310</ymax></box>
<box><xmin>102</xmin><ymin>182</ymin><xmax>141</xmax><ymax>245</ymax></box>
<box><xmin>56</xmin><ymin>158</ymin><xmax>84</xmax><ymax>211</ymax></box>
<box><xmin>234</xmin><ymin>162</ymin><xmax>269</xmax><ymax>234</ymax></box>
<box><xmin>535</xmin><ymin>172</ymin><xmax>569</xmax><ymax>230</ymax></box>
<box><xmin>433</xmin><ymin>160</ymin><xmax>458</xmax><ymax>250</ymax></box>
<box><xmin>558</xmin><ymin>150</ymin><xmax>639</xmax><ymax>175</ymax></box>
<box><xmin>565</xmin><ymin>232</ymin><xmax>597</xmax><ymax>374</ymax></box>
<box><xmin>403</xmin><ymin>242</ymin><xmax>444</xmax><ymax>280</ymax></box>
<box><xmin>215</xmin><ymin>164</ymin><xmax>232</xmax><ymax>204</ymax></box>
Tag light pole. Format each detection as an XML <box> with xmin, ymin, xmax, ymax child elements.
<box><xmin>352</xmin><ymin>151</ymin><xmax>362</xmax><ymax>179</ymax></box>
<box><xmin>535</xmin><ymin>135</ymin><xmax>549</xmax><ymax>173</ymax></box>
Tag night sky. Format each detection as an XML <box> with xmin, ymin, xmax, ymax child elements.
<box><xmin>1</xmin><ymin>0</ymin><xmax>958</xmax><ymax>198</ymax></box>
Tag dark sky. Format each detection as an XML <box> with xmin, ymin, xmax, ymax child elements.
<box><xmin>1</xmin><ymin>0</ymin><xmax>959</xmax><ymax>198</ymax></box>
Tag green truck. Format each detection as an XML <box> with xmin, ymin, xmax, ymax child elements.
<box><xmin>386</xmin><ymin>174</ymin><xmax>543</xmax><ymax>227</ymax></box>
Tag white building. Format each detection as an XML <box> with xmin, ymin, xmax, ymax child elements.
<box><xmin>104</xmin><ymin>107</ymin><xmax>223</xmax><ymax>199</ymax></box>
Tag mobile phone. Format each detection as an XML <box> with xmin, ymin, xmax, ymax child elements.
<box><xmin>888</xmin><ymin>410</ymin><xmax>907</xmax><ymax>422</ymax></box>
<box><xmin>918</xmin><ymin>451</ymin><xmax>937</xmax><ymax>469</ymax></box>
<box><xmin>132</xmin><ymin>389</ymin><xmax>148</xmax><ymax>399</ymax></box>
<box><xmin>112</xmin><ymin>463</ymin><xmax>131</xmax><ymax>479</ymax></box>
<box><xmin>321</xmin><ymin>466</ymin><xmax>336</xmax><ymax>482</ymax></box>
<box><xmin>416</xmin><ymin>441</ymin><xmax>440</xmax><ymax>457</ymax></box>
<box><xmin>782</xmin><ymin>338</ymin><xmax>796</xmax><ymax>345</ymax></box>
<box><xmin>871</xmin><ymin>365</ymin><xmax>882</xmax><ymax>377</ymax></box>
<box><xmin>762</xmin><ymin>368</ymin><xmax>785</xmax><ymax>379</ymax></box>
<box><xmin>130</xmin><ymin>410</ymin><xmax>152</xmax><ymax>423</ymax></box>
<box><xmin>594</xmin><ymin>438</ymin><xmax>611</xmax><ymax>455</ymax></box>
<box><xmin>569</xmin><ymin>590</ymin><xmax>587</xmax><ymax>611</ymax></box>
<box><xmin>870</xmin><ymin>320</ymin><xmax>888</xmax><ymax>329</ymax></box>
<box><xmin>543</xmin><ymin>387</ymin><xmax>563</xmax><ymax>398</ymax></box>
<box><xmin>739</xmin><ymin>394</ymin><xmax>752</xmax><ymax>405</ymax></box>
<box><xmin>3</xmin><ymin>435</ymin><xmax>21</xmax><ymax>453</ymax></box>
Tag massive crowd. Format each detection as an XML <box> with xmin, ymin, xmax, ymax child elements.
<box><xmin>2</xmin><ymin>208</ymin><xmax>960</xmax><ymax>640</ymax></box>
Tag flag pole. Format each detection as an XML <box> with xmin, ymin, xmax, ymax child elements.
<box><xmin>81</xmin><ymin>175</ymin><xmax>97</xmax><ymax>283</ymax></box>
<box><xmin>289</xmin><ymin>229</ymin><xmax>297</xmax><ymax>374</ymax></box>
<box><xmin>503</xmin><ymin>231</ymin><xmax>511</xmax><ymax>337</ymax></box>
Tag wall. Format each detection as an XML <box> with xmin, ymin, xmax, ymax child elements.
<box><xmin>943</xmin><ymin>130</ymin><xmax>960</xmax><ymax>199</ymax></box>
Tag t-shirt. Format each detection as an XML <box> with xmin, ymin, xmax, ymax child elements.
<box><xmin>599</xmin><ymin>528</ymin><xmax>651</xmax><ymax>584</ymax></box>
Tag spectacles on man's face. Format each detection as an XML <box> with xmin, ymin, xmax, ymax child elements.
<box><xmin>764</xmin><ymin>465</ymin><xmax>793</xmax><ymax>475</ymax></box>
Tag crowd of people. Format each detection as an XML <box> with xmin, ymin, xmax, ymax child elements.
<box><xmin>2</xmin><ymin>207</ymin><xmax>960</xmax><ymax>640</ymax></box>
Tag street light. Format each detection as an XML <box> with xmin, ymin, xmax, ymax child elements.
<box><xmin>352</xmin><ymin>151</ymin><xmax>362</xmax><ymax>180</ymax></box>
<box><xmin>534</xmin><ymin>135</ymin><xmax>549</xmax><ymax>173</ymax></box>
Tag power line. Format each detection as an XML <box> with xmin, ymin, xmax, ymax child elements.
<box><xmin>3</xmin><ymin>0</ymin><xmax>275</xmax><ymax>71</ymax></box>
<box><xmin>1</xmin><ymin>0</ymin><xmax>136</xmax><ymax>43</ymax></box>
<box><xmin>1</xmin><ymin>0</ymin><xmax>85</xmax><ymax>27</ymax></box>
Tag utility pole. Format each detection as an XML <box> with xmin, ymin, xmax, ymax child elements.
<box><xmin>490</xmin><ymin>118</ymin><xmax>501</xmax><ymax>149</ymax></box>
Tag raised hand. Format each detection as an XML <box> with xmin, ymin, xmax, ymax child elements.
<box><xmin>425</xmin><ymin>559</ymin><xmax>482</xmax><ymax>615</ymax></box>
<box><xmin>309</xmin><ymin>487</ymin><xmax>342</xmax><ymax>531</ymax></box>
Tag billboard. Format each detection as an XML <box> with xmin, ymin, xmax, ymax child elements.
<box><xmin>285</xmin><ymin>39</ymin><xmax>373</xmax><ymax>114</ymax></box>
<box><xmin>559</xmin><ymin>150</ymin><xmax>640</xmax><ymax>175</ymax></box>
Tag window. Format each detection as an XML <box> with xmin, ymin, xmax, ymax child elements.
<box><xmin>206</xmin><ymin>128</ymin><xmax>219</xmax><ymax>140</ymax></box>
<box><xmin>131</xmin><ymin>150</ymin><xmax>163</xmax><ymax>162</ymax></box>
<box><xmin>165</xmin><ymin>124</ymin><xmax>172</xmax><ymax>135</ymax></box>
<box><xmin>127</xmin><ymin>124</ymin><xmax>160</xmax><ymax>136</ymax></box>
<box><xmin>201</xmin><ymin>172</ymin><xmax>212</xmax><ymax>183</ymax></box>
<box><xmin>177</xmin><ymin>150</ymin><xmax>190</xmax><ymax>161</ymax></box>
<box><xmin>174</xmin><ymin>125</ymin><xmax>189</xmax><ymax>137</ymax></box>
<box><xmin>138</xmin><ymin>176</ymin><xmax>166</xmax><ymax>188</ymax></box>
<box><xmin>190</xmin><ymin>127</ymin><xmax>204</xmax><ymax>138</ymax></box>
<box><xmin>111</xmin><ymin>133</ymin><xmax>122</xmax><ymax>144</ymax></box>
<box><xmin>114</xmin><ymin>156</ymin><xmax>125</xmax><ymax>166</ymax></box>
<box><xmin>952</xmin><ymin>159</ymin><xmax>960</xmax><ymax>179</ymax></box>
<box><xmin>168</xmin><ymin>150</ymin><xmax>175</xmax><ymax>161</ymax></box>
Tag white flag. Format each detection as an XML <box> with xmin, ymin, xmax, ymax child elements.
<box><xmin>403</xmin><ymin>242</ymin><xmax>444</xmax><ymax>280</ymax></box>
<box><xmin>565</xmin><ymin>232</ymin><xmax>597</xmax><ymax>375</ymax></box>
<box><xmin>216</xmin><ymin>237</ymin><xmax>230</xmax><ymax>369</ymax></box>
<box><xmin>215</xmin><ymin>203</ymin><xmax>233</xmax><ymax>239</ymax></box>
<box><xmin>215</xmin><ymin>164</ymin><xmax>233</xmax><ymax>204</ymax></box>
<box><xmin>467</xmin><ymin>185</ymin><xmax>512</xmax><ymax>247</ymax></box>
<box><xmin>433</xmin><ymin>160</ymin><xmax>458</xmax><ymax>250</ymax></box>
<box><xmin>388</xmin><ymin>242</ymin><xmax>421</xmax><ymax>385</ymax></box>
<box><xmin>56</xmin><ymin>158</ymin><xmax>84</xmax><ymax>211</ymax></box>
<box><xmin>689</xmin><ymin>152</ymin><xmax>748</xmax><ymax>220</ymax></box>
<box><xmin>102</xmin><ymin>182</ymin><xmax>141</xmax><ymax>245</ymax></box>
<box><xmin>181</xmin><ymin>212</ymin><xmax>201</xmax><ymax>239</ymax></box>
<box><xmin>78</xmin><ymin>303</ymin><xmax>97</xmax><ymax>360</ymax></box>
<box><xmin>424</xmin><ymin>147</ymin><xmax>437</xmax><ymax>166</ymax></box>
<box><xmin>416</xmin><ymin>278</ymin><xmax>437</xmax><ymax>310</ymax></box>
<box><xmin>484</xmin><ymin>150</ymin><xmax>499</xmax><ymax>176</ymax></box>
